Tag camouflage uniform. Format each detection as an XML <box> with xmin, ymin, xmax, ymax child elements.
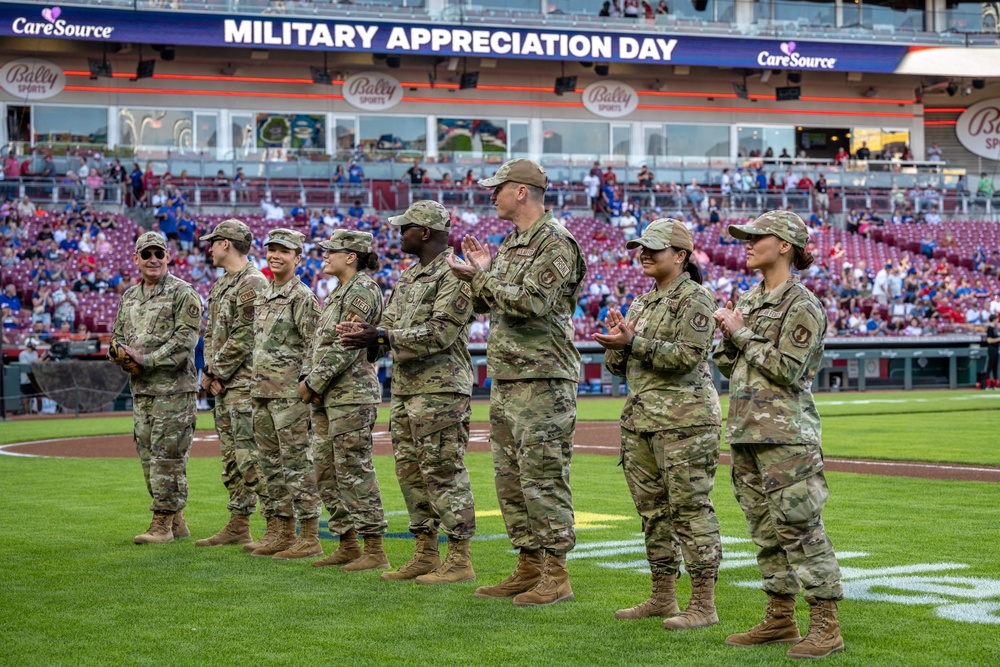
<box><xmin>378</xmin><ymin>202</ymin><xmax>476</xmax><ymax>541</ymax></box>
<box><xmin>113</xmin><ymin>232</ymin><xmax>201</xmax><ymax>513</ymax></box>
<box><xmin>201</xmin><ymin>220</ymin><xmax>270</xmax><ymax>518</ymax></box>
<box><xmin>252</xmin><ymin>229</ymin><xmax>321</xmax><ymax>522</ymax></box>
<box><xmin>471</xmin><ymin>208</ymin><xmax>586</xmax><ymax>556</ymax></box>
<box><xmin>714</xmin><ymin>213</ymin><xmax>843</xmax><ymax>602</ymax></box>
<box><xmin>305</xmin><ymin>231</ymin><xmax>386</xmax><ymax>538</ymax></box>
<box><xmin>605</xmin><ymin>268</ymin><xmax>722</xmax><ymax>578</ymax></box>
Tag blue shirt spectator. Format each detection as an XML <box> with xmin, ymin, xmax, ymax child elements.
<box><xmin>348</xmin><ymin>162</ymin><xmax>364</xmax><ymax>184</ymax></box>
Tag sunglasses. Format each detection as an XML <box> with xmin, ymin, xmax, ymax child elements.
<box><xmin>140</xmin><ymin>249</ymin><xmax>165</xmax><ymax>260</ymax></box>
<box><xmin>399</xmin><ymin>223</ymin><xmax>421</xmax><ymax>234</ymax></box>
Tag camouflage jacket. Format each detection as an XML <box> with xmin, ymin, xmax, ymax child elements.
<box><xmin>251</xmin><ymin>275</ymin><xmax>319</xmax><ymax>398</ymax></box>
<box><xmin>470</xmin><ymin>210</ymin><xmax>586</xmax><ymax>381</ymax></box>
<box><xmin>305</xmin><ymin>271</ymin><xmax>383</xmax><ymax>405</ymax></box>
<box><xmin>112</xmin><ymin>272</ymin><xmax>201</xmax><ymax>396</ymax></box>
<box><xmin>204</xmin><ymin>262</ymin><xmax>267</xmax><ymax>389</ymax></box>
<box><xmin>377</xmin><ymin>248</ymin><xmax>474</xmax><ymax>396</ymax></box>
<box><xmin>605</xmin><ymin>274</ymin><xmax>721</xmax><ymax>432</ymax></box>
<box><xmin>712</xmin><ymin>275</ymin><xmax>826</xmax><ymax>446</ymax></box>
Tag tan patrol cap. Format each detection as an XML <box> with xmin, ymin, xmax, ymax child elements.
<box><xmin>626</xmin><ymin>218</ymin><xmax>694</xmax><ymax>253</ymax></box>
<box><xmin>388</xmin><ymin>200</ymin><xmax>451</xmax><ymax>232</ymax></box>
<box><xmin>478</xmin><ymin>158</ymin><xmax>548</xmax><ymax>189</ymax></box>
<box><xmin>264</xmin><ymin>228</ymin><xmax>305</xmax><ymax>251</ymax></box>
<box><xmin>319</xmin><ymin>230</ymin><xmax>373</xmax><ymax>254</ymax></box>
<box><xmin>729</xmin><ymin>210</ymin><xmax>809</xmax><ymax>249</ymax></box>
<box><xmin>199</xmin><ymin>218</ymin><xmax>253</xmax><ymax>244</ymax></box>
<box><xmin>135</xmin><ymin>231</ymin><xmax>168</xmax><ymax>253</ymax></box>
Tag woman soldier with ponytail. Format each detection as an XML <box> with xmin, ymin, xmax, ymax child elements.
<box><xmin>713</xmin><ymin>210</ymin><xmax>844</xmax><ymax>659</ymax></box>
<box><xmin>593</xmin><ymin>218</ymin><xmax>723</xmax><ymax>631</ymax></box>
<box><xmin>299</xmin><ymin>230</ymin><xmax>390</xmax><ymax>571</ymax></box>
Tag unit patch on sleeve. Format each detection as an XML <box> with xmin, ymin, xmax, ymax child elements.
<box><xmin>791</xmin><ymin>324</ymin><xmax>813</xmax><ymax>347</ymax></box>
<box><xmin>351</xmin><ymin>296</ymin><xmax>372</xmax><ymax>314</ymax></box>
<box><xmin>690</xmin><ymin>312</ymin><xmax>710</xmax><ymax>332</ymax></box>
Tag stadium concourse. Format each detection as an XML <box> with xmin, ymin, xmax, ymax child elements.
<box><xmin>2</xmin><ymin>198</ymin><xmax>1000</xmax><ymax>347</ymax></box>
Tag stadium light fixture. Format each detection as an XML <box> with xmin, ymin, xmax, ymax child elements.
<box><xmin>87</xmin><ymin>57</ymin><xmax>113</xmax><ymax>79</ymax></box>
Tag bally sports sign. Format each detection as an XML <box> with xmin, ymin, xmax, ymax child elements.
<box><xmin>0</xmin><ymin>57</ymin><xmax>65</xmax><ymax>100</ymax></box>
<box><xmin>956</xmin><ymin>98</ymin><xmax>1000</xmax><ymax>161</ymax></box>
<box><xmin>342</xmin><ymin>72</ymin><xmax>402</xmax><ymax>111</ymax></box>
<box><xmin>582</xmin><ymin>80</ymin><xmax>638</xmax><ymax>118</ymax></box>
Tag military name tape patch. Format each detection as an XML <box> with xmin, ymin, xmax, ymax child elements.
<box><xmin>238</xmin><ymin>289</ymin><xmax>257</xmax><ymax>304</ymax></box>
<box><xmin>553</xmin><ymin>257</ymin><xmax>570</xmax><ymax>277</ymax></box>
<box><xmin>516</xmin><ymin>248</ymin><xmax>536</xmax><ymax>257</ymax></box>
<box><xmin>759</xmin><ymin>308</ymin><xmax>783</xmax><ymax>319</ymax></box>
<box><xmin>351</xmin><ymin>296</ymin><xmax>371</xmax><ymax>314</ymax></box>
<box><xmin>460</xmin><ymin>284</ymin><xmax>472</xmax><ymax>299</ymax></box>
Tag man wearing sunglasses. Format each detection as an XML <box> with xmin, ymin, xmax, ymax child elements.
<box><xmin>340</xmin><ymin>200</ymin><xmax>477</xmax><ymax>585</ymax></box>
<box><xmin>112</xmin><ymin>232</ymin><xmax>202</xmax><ymax>544</ymax></box>
<box><xmin>196</xmin><ymin>219</ymin><xmax>270</xmax><ymax>549</ymax></box>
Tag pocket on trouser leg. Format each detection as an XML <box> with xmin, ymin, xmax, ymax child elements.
<box><xmin>773</xmin><ymin>474</ymin><xmax>828</xmax><ymax>527</ymax></box>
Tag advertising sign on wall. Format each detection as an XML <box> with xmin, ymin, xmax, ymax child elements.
<box><xmin>582</xmin><ymin>80</ymin><xmax>638</xmax><ymax>118</ymax></box>
<box><xmin>955</xmin><ymin>98</ymin><xmax>1000</xmax><ymax>161</ymax></box>
<box><xmin>342</xmin><ymin>72</ymin><xmax>403</xmax><ymax>111</ymax></box>
<box><xmin>0</xmin><ymin>57</ymin><xmax>65</xmax><ymax>100</ymax></box>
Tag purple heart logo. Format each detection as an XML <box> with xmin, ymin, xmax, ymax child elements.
<box><xmin>41</xmin><ymin>7</ymin><xmax>61</xmax><ymax>22</ymax></box>
<box><xmin>780</xmin><ymin>42</ymin><xmax>796</xmax><ymax>56</ymax></box>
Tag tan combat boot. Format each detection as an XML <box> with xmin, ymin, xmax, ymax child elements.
<box><xmin>251</xmin><ymin>517</ymin><xmax>296</xmax><ymax>557</ymax></box>
<box><xmin>474</xmin><ymin>548</ymin><xmax>544</xmax><ymax>599</ymax></box>
<box><xmin>786</xmin><ymin>598</ymin><xmax>845</xmax><ymax>659</ymax></box>
<box><xmin>340</xmin><ymin>535</ymin><xmax>390</xmax><ymax>572</ymax></box>
<box><xmin>312</xmin><ymin>528</ymin><xmax>361</xmax><ymax>568</ymax></box>
<box><xmin>725</xmin><ymin>593</ymin><xmax>801</xmax><ymax>647</ymax></box>
<box><xmin>172</xmin><ymin>510</ymin><xmax>190</xmax><ymax>538</ymax></box>
<box><xmin>662</xmin><ymin>575</ymin><xmax>719</xmax><ymax>630</ymax></box>
<box><xmin>414</xmin><ymin>537</ymin><xmax>475</xmax><ymax>585</ymax></box>
<box><xmin>273</xmin><ymin>517</ymin><xmax>324</xmax><ymax>560</ymax></box>
<box><xmin>243</xmin><ymin>515</ymin><xmax>277</xmax><ymax>553</ymax></box>
<box><xmin>615</xmin><ymin>572</ymin><xmax>680</xmax><ymax>620</ymax></box>
<box><xmin>134</xmin><ymin>512</ymin><xmax>174</xmax><ymax>544</ymax></box>
<box><xmin>381</xmin><ymin>531</ymin><xmax>440</xmax><ymax>581</ymax></box>
<box><xmin>196</xmin><ymin>513</ymin><xmax>251</xmax><ymax>547</ymax></box>
<box><xmin>512</xmin><ymin>551</ymin><xmax>574</xmax><ymax>607</ymax></box>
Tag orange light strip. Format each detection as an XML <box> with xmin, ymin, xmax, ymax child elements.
<box><xmin>53</xmin><ymin>84</ymin><xmax>914</xmax><ymax>117</ymax></box>
<box><xmin>60</xmin><ymin>71</ymin><xmax>915</xmax><ymax>105</ymax></box>
<box><xmin>924</xmin><ymin>120</ymin><xmax>957</xmax><ymax>126</ymax></box>
<box><xmin>924</xmin><ymin>108</ymin><xmax>966</xmax><ymax>113</ymax></box>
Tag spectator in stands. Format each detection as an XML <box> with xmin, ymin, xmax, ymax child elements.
<box><xmin>921</xmin><ymin>185</ymin><xmax>940</xmax><ymax>212</ymax></box>
<box><xmin>348</xmin><ymin>161</ymin><xmax>365</xmax><ymax>185</ymax></box>
<box><xmin>404</xmin><ymin>159</ymin><xmax>426</xmax><ymax>186</ymax></box>
<box><xmin>1</xmin><ymin>283</ymin><xmax>21</xmax><ymax>312</ymax></box>
<box><xmin>51</xmin><ymin>281</ymin><xmax>78</xmax><ymax>328</ymax></box>
<box><xmin>469</xmin><ymin>314</ymin><xmax>489</xmax><ymax>343</ymax></box>
<box><xmin>16</xmin><ymin>195</ymin><xmax>36</xmax><ymax>218</ymax></box>
<box><xmin>261</xmin><ymin>197</ymin><xmax>285</xmax><ymax>221</ymax></box>
<box><xmin>618</xmin><ymin>205</ymin><xmax>639</xmax><ymax>240</ymax></box>
<box><xmin>902</xmin><ymin>316</ymin><xmax>923</xmax><ymax>336</ymax></box>
<box><xmin>655</xmin><ymin>0</ymin><xmax>669</xmax><ymax>12</ymax></box>
<box><xmin>834</xmin><ymin>146</ymin><xmax>849</xmax><ymax>167</ymax></box>
<box><xmin>3</xmin><ymin>150</ymin><xmax>18</xmax><ymax>181</ymax></box>
<box><xmin>233</xmin><ymin>166</ymin><xmax>250</xmax><ymax>202</ymax></box>
<box><xmin>754</xmin><ymin>168</ymin><xmax>767</xmax><ymax>192</ymax></box>
<box><xmin>212</xmin><ymin>170</ymin><xmax>230</xmax><ymax>202</ymax></box>
<box><xmin>637</xmin><ymin>165</ymin><xmax>654</xmax><ymax>190</ymax></box>
<box><xmin>685</xmin><ymin>178</ymin><xmax>705</xmax><ymax>210</ymax></box>
<box><xmin>19</xmin><ymin>339</ymin><xmax>41</xmax><ymax>414</ymax></box>
<box><xmin>348</xmin><ymin>199</ymin><xmax>365</xmax><ymax>217</ymax></box>
<box><xmin>601</xmin><ymin>176</ymin><xmax>621</xmax><ymax>225</ymax></box>
<box><xmin>855</xmin><ymin>142</ymin><xmax>871</xmax><ymax>160</ymax></box>
<box><xmin>976</xmin><ymin>173</ymin><xmax>994</xmax><ymax>208</ymax></box>
<box><xmin>927</xmin><ymin>142</ymin><xmax>943</xmax><ymax>162</ymax></box>
<box><xmin>460</xmin><ymin>207</ymin><xmax>480</xmax><ymax>225</ymax></box>
<box><xmin>865</xmin><ymin>309</ymin><xmax>888</xmax><ymax>336</ymax></box>
<box><xmin>583</xmin><ymin>169</ymin><xmax>601</xmax><ymax>212</ymax></box>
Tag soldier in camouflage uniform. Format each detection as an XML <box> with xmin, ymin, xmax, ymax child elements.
<box><xmin>112</xmin><ymin>232</ymin><xmax>201</xmax><ymax>544</ymax></box>
<box><xmin>713</xmin><ymin>211</ymin><xmax>845</xmax><ymax>659</ymax></box>
<box><xmin>248</xmin><ymin>229</ymin><xmax>323</xmax><ymax>560</ymax></box>
<box><xmin>195</xmin><ymin>219</ymin><xmax>270</xmax><ymax>549</ymax></box>
<box><xmin>301</xmin><ymin>230</ymin><xmax>390</xmax><ymax>572</ymax></box>
<box><xmin>448</xmin><ymin>159</ymin><xmax>586</xmax><ymax>606</ymax></box>
<box><xmin>594</xmin><ymin>219</ymin><xmax>723</xmax><ymax>629</ymax></box>
<box><xmin>340</xmin><ymin>201</ymin><xmax>477</xmax><ymax>585</ymax></box>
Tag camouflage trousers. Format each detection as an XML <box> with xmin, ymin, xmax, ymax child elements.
<box><xmin>621</xmin><ymin>425</ymin><xmax>722</xmax><ymax>578</ymax></box>
<box><xmin>253</xmin><ymin>397</ymin><xmax>321</xmax><ymax>521</ymax></box>
<box><xmin>390</xmin><ymin>392</ymin><xmax>476</xmax><ymax>540</ymax></box>
<box><xmin>312</xmin><ymin>403</ymin><xmax>387</xmax><ymax>537</ymax></box>
<box><xmin>490</xmin><ymin>379</ymin><xmax>576</xmax><ymax>555</ymax></box>
<box><xmin>133</xmin><ymin>392</ymin><xmax>196</xmax><ymax>514</ymax></box>
<box><xmin>730</xmin><ymin>442</ymin><xmax>843</xmax><ymax>600</ymax></box>
<box><xmin>214</xmin><ymin>387</ymin><xmax>266</xmax><ymax>517</ymax></box>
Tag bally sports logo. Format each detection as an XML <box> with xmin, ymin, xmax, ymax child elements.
<box><xmin>582</xmin><ymin>80</ymin><xmax>638</xmax><ymax>118</ymax></box>
<box><xmin>342</xmin><ymin>72</ymin><xmax>403</xmax><ymax>111</ymax></box>
<box><xmin>956</xmin><ymin>97</ymin><xmax>1000</xmax><ymax>160</ymax></box>
<box><xmin>757</xmin><ymin>41</ymin><xmax>836</xmax><ymax>70</ymax></box>
<box><xmin>0</xmin><ymin>58</ymin><xmax>66</xmax><ymax>101</ymax></box>
<box><xmin>11</xmin><ymin>6</ymin><xmax>115</xmax><ymax>39</ymax></box>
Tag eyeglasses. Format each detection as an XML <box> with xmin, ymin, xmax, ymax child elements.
<box><xmin>399</xmin><ymin>224</ymin><xmax>421</xmax><ymax>234</ymax></box>
<box><xmin>140</xmin><ymin>249</ymin><xmax>165</xmax><ymax>260</ymax></box>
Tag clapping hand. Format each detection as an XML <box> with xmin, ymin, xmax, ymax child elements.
<box><xmin>447</xmin><ymin>235</ymin><xmax>491</xmax><ymax>282</ymax></box>
<box><xmin>713</xmin><ymin>301</ymin><xmax>744</xmax><ymax>338</ymax></box>
<box><xmin>592</xmin><ymin>308</ymin><xmax>634</xmax><ymax>351</ymax></box>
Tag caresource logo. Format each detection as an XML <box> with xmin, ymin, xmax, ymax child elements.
<box><xmin>956</xmin><ymin>97</ymin><xmax>1000</xmax><ymax>160</ymax></box>
<box><xmin>757</xmin><ymin>41</ymin><xmax>836</xmax><ymax>70</ymax></box>
<box><xmin>582</xmin><ymin>80</ymin><xmax>638</xmax><ymax>118</ymax></box>
<box><xmin>342</xmin><ymin>72</ymin><xmax>403</xmax><ymax>111</ymax></box>
<box><xmin>11</xmin><ymin>6</ymin><xmax>115</xmax><ymax>40</ymax></box>
<box><xmin>0</xmin><ymin>58</ymin><xmax>66</xmax><ymax>101</ymax></box>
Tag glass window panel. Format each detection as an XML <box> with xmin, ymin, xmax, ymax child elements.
<box><xmin>645</xmin><ymin>126</ymin><xmax>666</xmax><ymax>157</ymax></box>
<box><xmin>737</xmin><ymin>126</ymin><xmax>764</xmax><ymax>157</ymax></box>
<box><xmin>663</xmin><ymin>124</ymin><xmax>729</xmax><ymax>158</ymax></box>
<box><xmin>612</xmin><ymin>125</ymin><xmax>630</xmax><ymax>157</ymax></box>
<box><xmin>196</xmin><ymin>115</ymin><xmax>217</xmax><ymax>151</ymax></box>
<box><xmin>850</xmin><ymin>128</ymin><xmax>910</xmax><ymax>157</ymax></box>
<box><xmin>673</xmin><ymin>0</ymin><xmax>737</xmax><ymax>22</ymax></box>
<box><xmin>758</xmin><ymin>0</ymin><xmax>836</xmax><ymax>26</ymax></box>
<box><xmin>34</xmin><ymin>105</ymin><xmax>107</xmax><ymax>150</ymax></box>
<box><xmin>232</xmin><ymin>113</ymin><xmax>253</xmax><ymax>155</ymax></box>
<box><xmin>509</xmin><ymin>122</ymin><xmax>529</xmax><ymax>157</ymax></box>
<box><xmin>119</xmin><ymin>108</ymin><xmax>193</xmax><ymax>155</ymax></box>
<box><xmin>542</xmin><ymin>121</ymin><xmax>609</xmax><ymax>158</ymax></box>
<box><xmin>852</xmin><ymin>0</ymin><xmax>925</xmax><ymax>29</ymax></box>
<box><xmin>945</xmin><ymin>0</ymin><xmax>1000</xmax><ymax>32</ymax></box>
<box><xmin>359</xmin><ymin>115</ymin><xmax>426</xmax><ymax>159</ymax></box>
<box><xmin>255</xmin><ymin>113</ymin><xmax>325</xmax><ymax>153</ymax></box>
<box><xmin>762</xmin><ymin>127</ymin><xmax>794</xmax><ymax>158</ymax></box>
<box><xmin>438</xmin><ymin>118</ymin><xmax>507</xmax><ymax>156</ymax></box>
<box><xmin>335</xmin><ymin>118</ymin><xmax>356</xmax><ymax>160</ymax></box>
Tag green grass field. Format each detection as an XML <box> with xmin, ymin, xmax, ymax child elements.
<box><xmin>1</xmin><ymin>390</ymin><xmax>999</xmax><ymax>666</ymax></box>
